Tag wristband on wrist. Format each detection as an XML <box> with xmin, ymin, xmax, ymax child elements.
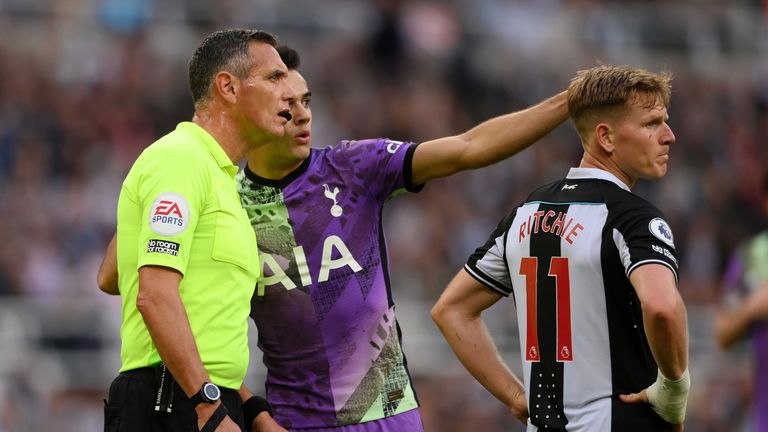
<box><xmin>243</xmin><ymin>395</ymin><xmax>273</xmax><ymax>429</ymax></box>
<box><xmin>646</xmin><ymin>368</ymin><xmax>690</xmax><ymax>424</ymax></box>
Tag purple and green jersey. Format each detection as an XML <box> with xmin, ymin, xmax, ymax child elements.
<box><xmin>237</xmin><ymin>138</ymin><xmax>422</xmax><ymax>429</ymax></box>
<box><xmin>721</xmin><ymin>230</ymin><xmax>768</xmax><ymax>432</ymax></box>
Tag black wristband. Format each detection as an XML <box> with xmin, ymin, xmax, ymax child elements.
<box><xmin>200</xmin><ymin>403</ymin><xmax>228</xmax><ymax>432</ymax></box>
<box><xmin>242</xmin><ymin>395</ymin><xmax>273</xmax><ymax>428</ymax></box>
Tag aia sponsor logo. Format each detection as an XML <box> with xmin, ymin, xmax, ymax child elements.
<box><xmin>149</xmin><ymin>192</ymin><xmax>189</xmax><ymax>236</ymax></box>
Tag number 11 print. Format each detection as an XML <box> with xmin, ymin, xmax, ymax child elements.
<box><xmin>519</xmin><ymin>256</ymin><xmax>573</xmax><ymax>362</ymax></box>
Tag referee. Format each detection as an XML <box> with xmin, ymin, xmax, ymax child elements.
<box><xmin>102</xmin><ymin>29</ymin><xmax>290</xmax><ymax>432</ymax></box>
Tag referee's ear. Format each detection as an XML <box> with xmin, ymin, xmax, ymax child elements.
<box><xmin>213</xmin><ymin>71</ymin><xmax>238</xmax><ymax>105</ymax></box>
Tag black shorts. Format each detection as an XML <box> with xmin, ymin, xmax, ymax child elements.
<box><xmin>104</xmin><ymin>367</ymin><xmax>244</xmax><ymax>432</ymax></box>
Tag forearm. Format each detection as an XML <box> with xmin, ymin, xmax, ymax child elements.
<box><xmin>631</xmin><ymin>265</ymin><xmax>689</xmax><ymax>379</ymax></box>
<box><xmin>714</xmin><ymin>308</ymin><xmax>750</xmax><ymax>349</ymax></box>
<box><xmin>240</xmin><ymin>384</ymin><xmax>284</xmax><ymax>432</ymax></box>
<box><xmin>239</xmin><ymin>384</ymin><xmax>254</xmax><ymax>402</ymax></box>
<box><xmin>411</xmin><ymin>91</ymin><xmax>568</xmax><ymax>184</ymax></box>
<box><xmin>642</xmin><ymin>296</ymin><xmax>688</xmax><ymax>379</ymax></box>
<box><xmin>137</xmin><ymin>268</ymin><xmax>209</xmax><ymax>397</ymax></box>
<box><xmin>459</xmin><ymin>91</ymin><xmax>568</xmax><ymax>167</ymax></box>
<box><xmin>434</xmin><ymin>310</ymin><xmax>524</xmax><ymax>409</ymax></box>
<box><xmin>716</xmin><ymin>284</ymin><xmax>768</xmax><ymax>349</ymax></box>
<box><xmin>97</xmin><ymin>233</ymin><xmax>119</xmax><ymax>295</ymax></box>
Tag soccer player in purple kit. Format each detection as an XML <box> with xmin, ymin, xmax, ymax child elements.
<box><xmin>99</xmin><ymin>44</ymin><xmax>569</xmax><ymax>431</ymax></box>
<box><xmin>715</xmin><ymin>169</ymin><xmax>768</xmax><ymax>432</ymax></box>
<box><xmin>237</xmin><ymin>45</ymin><xmax>568</xmax><ymax>431</ymax></box>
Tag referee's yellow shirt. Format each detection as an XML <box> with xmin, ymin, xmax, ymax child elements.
<box><xmin>116</xmin><ymin>122</ymin><xmax>259</xmax><ymax>390</ymax></box>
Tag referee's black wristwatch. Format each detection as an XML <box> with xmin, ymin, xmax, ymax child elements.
<box><xmin>191</xmin><ymin>382</ymin><xmax>229</xmax><ymax>432</ymax></box>
<box><xmin>189</xmin><ymin>382</ymin><xmax>221</xmax><ymax>406</ymax></box>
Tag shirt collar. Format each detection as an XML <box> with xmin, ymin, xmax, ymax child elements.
<box><xmin>244</xmin><ymin>149</ymin><xmax>313</xmax><ymax>189</ymax></box>
<box><xmin>176</xmin><ymin>122</ymin><xmax>239</xmax><ymax>178</ymax></box>
<box><xmin>566</xmin><ymin>167</ymin><xmax>631</xmax><ymax>192</ymax></box>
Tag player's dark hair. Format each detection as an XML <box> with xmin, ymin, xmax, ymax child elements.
<box><xmin>276</xmin><ymin>45</ymin><xmax>301</xmax><ymax>71</ymax></box>
<box><xmin>189</xmin><ymin>29</ymin><xmax>278</xmax><ymax>105</ymax></box>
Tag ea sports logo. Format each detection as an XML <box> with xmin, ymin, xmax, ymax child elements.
<box><xmin>149</xmin><ymin>193</ymin><xmax>190</xmax><ymax>236</ymax></box>
<box><xmin>155</xmin><ymin>201</ymin><xmax>183</xmax><ymax>218</ymax></box>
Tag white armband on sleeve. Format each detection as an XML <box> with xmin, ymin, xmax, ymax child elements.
<box><xmin>646</xmin><ymin>368</ymin><xmax>690</xmax><ymax>424</ymax></box>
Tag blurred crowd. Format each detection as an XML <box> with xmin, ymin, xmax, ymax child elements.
<box><xmin>1</xmin><ymin>0</ymin><xmax>767</xmax><ymax>431</ymax></box>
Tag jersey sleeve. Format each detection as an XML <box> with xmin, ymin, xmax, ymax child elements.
<box><xmin>464</xmin><ymin>211</ymin><xmax>517</xmax><ymax>296</ymax></box>
<box><xmin>337</xmin><ymin>138</ymin><xmax>420</xmax><ymax>202</ymax></box>
<box><xmin>132</xmin><ymin>146</ymin><xmax>208</xmax><ymax>275</ymax></box>
<box><xmin>611</xmin><ymin>206</ymin><xmax>680</xmax><ymax>282</ymax></box>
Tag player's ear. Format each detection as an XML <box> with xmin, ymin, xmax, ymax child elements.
<box><xmin>594</xmin><ymin>123</ymin><xmax>615</xmax><ymax>154</ymax></box>
<box><xmin>213</xmin><ymin>71</ymin><xmax>238</xmax><ymax>104</ymax></box>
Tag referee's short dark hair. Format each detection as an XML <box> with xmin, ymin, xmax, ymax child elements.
<box><xmin>189</xmin><ymin>29</ymin><xmax>279</xmax><ymax>105</ymax></box>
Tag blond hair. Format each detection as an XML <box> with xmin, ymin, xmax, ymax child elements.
<box><xmin>567</xmin><ymin>65</ymin><xmax>672</xmax><ymax>142</ymax></box>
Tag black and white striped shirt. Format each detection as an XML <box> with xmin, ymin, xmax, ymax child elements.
<box><xmin>466</xmin><ymin>168</ymin><xmax>678</xmax><ymax>432</ymax></box>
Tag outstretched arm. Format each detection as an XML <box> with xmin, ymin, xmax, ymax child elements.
<box><xmin>97</xmin><ymin>233</ymin><xmax>119</xmax><ymax>295</ymax></box>
<box><xmin>715</xmin><ymin>283</ymin><xmax>768</xmax><ymax>349</ymax></box>
<box><xmin>431</xmin><ymin>270</ymin><xmax>528</xmax><ymax>425</ymax></box>
<box><xmin>411</xmin><ymin>91</ymin><xmax>567</xmax><ymax>185</ymax></box>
